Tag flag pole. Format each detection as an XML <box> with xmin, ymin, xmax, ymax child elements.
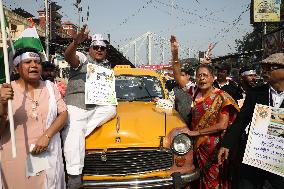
<box><xmin>45</xmin><ymin>0</ymin><xmax>49</xmax><ymax>60</ymax></box>
<box><xmin>0</xmin><ymin>0</ymin><xmax>16</xmax><ymax>157</ymax></box>
<box><xmin>6</xmin><ymin>21</ymin><xmax>15</xmax><ymax>76</ymax></box>
<box><xmin>7</xmin><ymin>28</ymin><xmax>15</xmax><ymax>54</ymax></box>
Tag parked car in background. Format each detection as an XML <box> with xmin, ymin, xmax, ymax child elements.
<box><xmin>83</xmin><ymin>66</ymin><xmax>199</xmax><ymax>189</ymax></box>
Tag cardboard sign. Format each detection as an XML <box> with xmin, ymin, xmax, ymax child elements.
<box><xmin>156</xmin><ymin>99</ymin><xmax>173</xmax><ymax>110</ymax></box>
<box><xmin>85</xmin><ymin>64</ymin><xmax>117</xmax><ymax>105</ymax></box>
<box><xmin>243</xmin><ymin>104</ymin><xmax>284</xmax><ymax>177</ymax></box>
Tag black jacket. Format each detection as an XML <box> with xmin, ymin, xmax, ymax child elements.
<box><xmin>214</xmin><ymin>80</ymin><xmax>243</xmax><ymax>101</ymax></box>
<box><xmin>221</xmin><ymin>84</ymin><xmax>284</xmax><ymax>188</ymax></box>
<box><xmin>222</xmin><ymin>84</ymin><xmax>284</xmax><ymax>149</ymax></box>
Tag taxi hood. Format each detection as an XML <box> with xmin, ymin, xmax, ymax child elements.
<box><xmin>85</xmin><ymin>101</ymin><xmax>184</xmax><ymax>150</ymax></box>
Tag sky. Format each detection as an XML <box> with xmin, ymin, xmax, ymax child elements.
<box><xmin>3</xmin><ymin>0</ymin><xmax>253</xmax><ymax>65</ymax></box>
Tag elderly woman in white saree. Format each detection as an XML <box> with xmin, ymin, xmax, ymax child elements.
<box><xmin>0</xmin><ymin>48</ymin><xmax>67</xmax><ymax>189</ymax></box>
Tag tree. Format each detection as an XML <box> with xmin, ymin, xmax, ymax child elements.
<box><xmin>50</xmin><ymin>2</ymin><xmax>62</xmax><ymax>40</ymax></box>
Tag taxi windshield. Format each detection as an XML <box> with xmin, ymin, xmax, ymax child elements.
<box><xmin>115</xmin><ymin>75</ymin><xmax>164</xmax><ymax>101</ymax></box>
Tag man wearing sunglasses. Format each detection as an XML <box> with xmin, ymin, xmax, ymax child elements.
<box><xmin>63</xmin><ymin>25</ymin><xmax>116</xmax><ymax>189</ymax></box>
<box><xmin>218</xmin><ymin>53</ymin><xmax>284</xmax><ymax>189</ymax></box>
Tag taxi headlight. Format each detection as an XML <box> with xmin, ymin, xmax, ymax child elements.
<box><xmin>171</xmin><ymin>133</ymin><xmax>192</xmax><ymax>155</ymax></box>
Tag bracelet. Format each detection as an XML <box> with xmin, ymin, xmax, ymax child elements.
<box><xmin>171</xmin><ymin>60</ymin><xmax>179</xmax><ymax>63</ymax></box>
<box><xmin>44</xmin><ymin>134</ymin><xmax>51</xmax><ymax>140</ymax></box>
<box><xmin>198</xmin><ymin>130</ymin><xmax>201</xmax><ymax>135</ymax></box>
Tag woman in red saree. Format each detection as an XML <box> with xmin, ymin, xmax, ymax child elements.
<box><xmin>190</xmin><ymin>64</ymin><xmax>239</xmax><ymax>189</ymax></box>
<box><xmin>170</xmin><ymin>36</ymin><xmax>239</xmax><ymax>189</ymax></box>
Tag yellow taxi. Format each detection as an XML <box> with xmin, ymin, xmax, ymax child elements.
<box><xmin>83</xmin><ymin>66</ymin><xmax>199</xmax><ymax>188</ymax></box>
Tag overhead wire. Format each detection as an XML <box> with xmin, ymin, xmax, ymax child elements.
<box><xmin>105</xmin><ymin>0</ymin><xmax>154</xmax><ymax>34</ymax></box>
<box><xmin>209</xmin><ymin>3</ymin><xmax>250</xmax><ymax>45</ymax></box>
<box><xmin>154</xmin><ymin>0</ymin><xmax>228</xmax><ymax>24</ymax></box>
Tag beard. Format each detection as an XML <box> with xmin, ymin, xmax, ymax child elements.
<box><xmin>247</xmin><ymin>81</ymin><xmax>257</xmax><ymax>87</ymax></box>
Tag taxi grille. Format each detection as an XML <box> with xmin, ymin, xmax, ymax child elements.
<box><xmin>83</xmin><ymin>149</ymin><xmax>173</xmax><ymax>176</ymax></box>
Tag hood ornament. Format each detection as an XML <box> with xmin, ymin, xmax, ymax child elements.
<box><xmin>116</xmin><ymin>116</ymin><xmax>120</xmax><ymax>133</ymax></box>
<box><xmin>115</xmin><ymin>137</ymin><xmax>121</xmax><ymax>143</ymax></box>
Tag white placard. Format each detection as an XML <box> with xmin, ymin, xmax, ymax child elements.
<box><xmin>156</xmin><ymin>99</ymin><xmax>173</xmax><ymax>110</ymax></box>
<box><xmin>85</xmin><ymin>64</ymin><xmax>117</xmax><ymax>105</ymax></box>
<box><xmin>242</xmin><ymin>104</ymin><xmax>284</xmax><ymax>177</ymax></box>
<box><xmin>26</xmin><ymin>144</ymin><xmax>50</xmax><ymax>177</ymax></box>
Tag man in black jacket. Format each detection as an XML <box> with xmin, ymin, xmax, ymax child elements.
<box><xmin>214</xmin><ymin>63</ymin><xmax>243</xmax><ymax>101</ymax></box>
<box><xmin>218</xmin><ymin>53</ymin><xmax>284</xmax><ymax>189</ymax></box>
<box><xmin>238</xmin><ymin>65</ymin><xmax>257</xmax><ymax>99</ymax></box>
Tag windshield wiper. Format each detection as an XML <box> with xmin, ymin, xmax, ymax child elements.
<box><xmin>132</xmin><ymin>96</ymin><xmax>155</xmax><ymax>100</ymax></box>
<box><xmin>117</xmin><ymin>97</ymin><xmax>130</xmax><ymax>101</ymax></box>
<box><xmin>137</xmin><ymin>77</ymin><xmax>156</xmax><ymax>100</ymax></box>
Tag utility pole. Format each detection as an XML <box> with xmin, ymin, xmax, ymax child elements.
<box><xmin>45</xmin><ymin>0</ymin><xmax>49</xmax><ymax>59</ymax></box>
<box><xmin>74</xmin><ymin>0</ymin><xmax>82</xmax><ymax>31</ymax></box>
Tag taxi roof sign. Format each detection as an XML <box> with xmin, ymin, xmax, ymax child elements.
<box><xmin>114</xmin><ymin>65</ymin><xmax>131</xmax><ymax>70</ymax></box>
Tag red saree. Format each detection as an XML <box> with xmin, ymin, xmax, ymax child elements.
<box><xmin>191</xmin><ymin>88</ymin><xmax>239</xmax><ymax>189</ymax></box>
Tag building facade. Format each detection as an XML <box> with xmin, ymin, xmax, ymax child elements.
<box><xmin>0</xmin><ymin>7</ymin><xmax>45</xmax><ymax>48</ymax></box>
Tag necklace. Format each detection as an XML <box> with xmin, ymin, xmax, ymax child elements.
<box><xmin>26</xmin><ymin>86</ymin><xmax>43</xmax><ymax>120</ymax></box>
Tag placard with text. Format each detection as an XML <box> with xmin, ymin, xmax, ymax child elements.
<box><xmin>85</xmin><ymin>64</ymin><xmax>118</xmax><ymax>105</ymax></box>
<box><xmin>243</xmin><ymin>104</ymin><xmax>284</xmax><ymax>177</ymax></box>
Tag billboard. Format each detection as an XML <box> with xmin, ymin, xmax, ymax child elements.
<box><xmin>254</xmin><ymin>0</ymin><xmax>281</xmax><ymax>22</ymax></box>
<box><xmin>262</xmin><ymin>28</ymin><xmax>284</xmax><ymax>58</ymax></box>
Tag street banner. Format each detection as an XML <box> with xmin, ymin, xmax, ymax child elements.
<box><xmin>85</xmin><ymin>64</ymin><xmax>118</xmax><ymax>105</ymax></box>
<box><xmin>242</xmin><ymin>104</ymin><xmax>284</xmax><ymax>177</ymax></box>
<box><xmin>253</xmin><ymin>0</ymin><xmax>281</xmax><ymax>22</ymax></box>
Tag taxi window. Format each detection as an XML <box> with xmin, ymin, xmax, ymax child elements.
<box><xmin>115</xmin><ymin>75</ymin><xmax>164</xmax><ymax>101</ymax></box>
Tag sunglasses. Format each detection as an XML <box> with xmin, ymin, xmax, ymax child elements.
<box><xmin>93</xmin><ymin>45</ymin><xmax>106</xmax><ymax>51</ymax></box>
<box><xmin>261</xmin><ymin>64</ymin><xmax>284</xmax><ymax>72</ymax></box>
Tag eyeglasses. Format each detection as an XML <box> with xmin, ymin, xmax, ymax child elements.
<box><xmin>196</xmin><ymin>73</ymin><xmax>210</xmax><ymax>79</ymax></box>
<box><xmin>93</xmin><ymin>45</ymin><xmax>106</xmax><ymax>51</ymax></box>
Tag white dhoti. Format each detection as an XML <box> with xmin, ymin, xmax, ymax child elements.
<box><xmin>62</xmin><ymin>105</ymin><xmax>116</xmax><ymax>175</ymax></box>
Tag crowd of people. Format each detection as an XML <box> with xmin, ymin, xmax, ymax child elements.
<box><xmin>0</xmin><ymin>25</ymin><xmax>116</xmax><ymax>189</ymax></box>
<box><xmin>0</xmin><ymin>26</ymin><xmax>283</xmax><ymax>189</ymax></box>
<box><xmin>170</xmin><ymin>35</ymin><xmax>284</xmax><ymax>189</ymax></box>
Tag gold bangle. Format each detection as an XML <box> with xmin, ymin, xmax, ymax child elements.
<box><xmin>171</xmin><ymin>60</ymin><xmax>179</xmax><ymax>63</ymax></box>
<box><xmin>45</xmin><ymin>134</ymin><xmax>51</xmax><ymax>140</ymax></box>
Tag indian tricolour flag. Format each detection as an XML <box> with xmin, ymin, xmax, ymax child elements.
<box><xmin>0</xmin><ymin>27</ymin><xmax>45</xmax><ymax>84</ymax></box>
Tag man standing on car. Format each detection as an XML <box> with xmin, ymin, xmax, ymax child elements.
<box><xmin>63</xmin><ymin>25</ymin><xmax>116</xmax><ymax>189</ymax></box>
